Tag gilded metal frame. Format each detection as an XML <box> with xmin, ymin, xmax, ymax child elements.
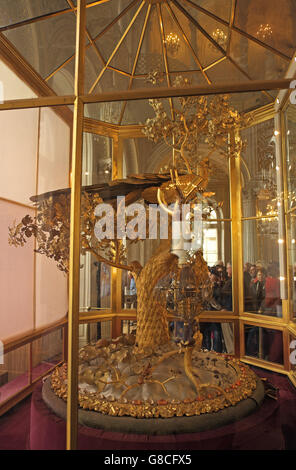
<box><xmin>1</xmin><ymin>0</ymin><xmax>296</xmax><ymax>450</ymax></box>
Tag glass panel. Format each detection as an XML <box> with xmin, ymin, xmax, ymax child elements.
<box><xmin>286</xmin><ymin>107</ymin><xmax>296</xmax><ymax>212</ymax></box>
<box><xmin>0</xmin><ymin>106</ymin><xmax>70</xmax><ymax>339</ymax></box>
<box><xmin>134</xmin><ymin>4</ymin><xmax>166</xmax><ymax>76</ymax></box>
<box><xmin>244</xmin><ymin>325</ymin><xmax>284</xmax><ymax>365</ymax></box>
<box><xmin>95</xmin><ymin>262</ymin><xmax>111</xmax><ymax>309</ymax></box>
<box><xmin>0</xmin><ymin>201</ymin><xmax>35</xmax><ymax>339</ymax></box>
<box><xmin>184</xmin><ymin>7</ymin><xmax>230</xmax><ymax>50</ymax></box>
<box><xmin>32</xmin><ymin>329</ymin><xmax>63</xmax><ymax>381</ymax></box>
<box><xmin>82</xmin><ymin>133</ymin><xmax>112</xmax><ymax>186</ymax></box>
<box><xmin>200</xmin><ymin>321</ymin><xmax>234</xmax><ymax>354</ymax></box>
<box><xmin>242</xmin><ymin>219</ymin><xmax>282</xmax><ymax>316</ymax></box>
<box><xmin>204</xmin><ymin>221</ymin><xmax>232</xmax><ymax>312</ymax></box>
<box><xmin>0</xmin><ymin>345</ymin><xmax>29</xmax><ymax>404</ymax></box>
<box><xmin>86</xmin><ymin>92</ymin><xmax>275</xmax><ymax>127</ymax></box>
<box><xmin>108</xmin><ymin>7</ymin><xmax>149</xmax><ymax>76</ymax></box>
<box><xmin>122</xmin><ymin>269</ymin><xmax>137</xmax><ymax>309</ymax></box>
<box><xmin>207</xmin><ymin>58</ymin><xmax>246</xmax><ymax>84</ymax></box>
<box><xmin>86</xmin><ymin>0</ymin><xmax>137</xmax><ymax>42</ymax></box>
<box><xmin>122</xmin><ymin>319</ymin><xmax>137</xmax><ymax>335</ymax></box>
<box><xmin>230</xmin><ymin>91</ymin><xmax>274</xmax><ymax>114</ymax></box>
<box><xmin>79</xmin><ymin>133</ymin><xmax>113</xmax><ymax>311</ymax></box>
<box><xmin>170</xmin><ymin>2</ymin><xmax>225</xmax><ymax>69</ymax></box>
<box><xmin>287</xmin><ymin>213</ymin><xmax>296</xmax><ymax>321</ymax></box>
<box><xmin>229</xmin><ymin>30</ymin><xmax>289</xmax><ymax>82</ymax></box>
<box><xmin>189</xmin><ymin>0</ymin><xmax>232</xmax><ymax>23</ymax></box>
<box><xmin>290</xmin><ymin>334</ymin><xmax>296</xmax><ymax>374</ymax></box>
<box><xmin>169</xmin><ymin>321</ymin><xmax>234</xmax><ymax>354</ymax></box>
<box><xmin>285</xmin><ymin>106</ymin><xmax>296</xmax><ymax>322</ymax></box>
<box><xmin>0</xmin><ymin>58</ymin><xmax>37</xmax><ymax>101</ymax></box>
<box><xmin>4</xmin><ymin>11</ymin><xmax>76</xmax><ymax>87</ymax></box>
<box><xmin>84</xmin><ymin>46</ymin><xmax>104</xmax><ymax>97</ymax></box>
<box><xmin>72</xmin><ymin>0</ymin><xmax>103</xmax><ymax>5</ymax></box>
<box><xmin>122</xmin><ymin>221</ymin><xmax>232</xmax><ymax>311</ymax></box>
<box><xmin>79</xmin><ymin>321</ymin><xmax>112</xmax><ymax>349</ymax></box>
<box><xmin>121</xmin><ymin>98</ymin><xmax>160</xmax><ymax>126</ymax></box>
<box><xmin>241</xmin><ymin>119</ymin><xmax>277</xmax><ymax>218</ymax></box>
<box><xmin>0</xmin><ymin>0</ymin><xmax>69</xmax><ymax>28</ymax></box>
<box><xmin>0</xmin><ymin>108</ymin><xmax>39</xmax><ymax>203</ymax></box>
<box><xmin>79</xmin><ymin>241</ymin><xmax>112</xmax><ymax>312</ymax></box>
<box><xmin>85</xmin><ymin>100</ymin><xmax>126</xmax><ymax>124</ymax></box>
<box><xmin>234</xmin><ymin>0</ymin><xmax>296</xmax><ymax>58</ymax></box>
<box><xmin>159</xmin><ymin>4</ymin><xmax>207</xmax><ymax>73</ymax></box>
<box><xmin>123</xmin><ymin>135</ymin><xmax>174</xmax><ymax>176</ymax></box>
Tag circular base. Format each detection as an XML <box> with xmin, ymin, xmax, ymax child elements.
<box><xmin>51</xmin><ymin>340</ymin><xmax>263</xmax><ymax>419</ymax></box>
<box><xmin>43</xmin><ymin>375</ymin><xmax>265</xmax><ymax>435</ymax></box>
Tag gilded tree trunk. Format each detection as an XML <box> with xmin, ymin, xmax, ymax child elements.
<box><xmin>133</xmin><ymin>249</ymin><xmax>178</xmax><ymax>352</ymax></box>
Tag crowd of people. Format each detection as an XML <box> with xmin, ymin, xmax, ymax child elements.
<box><xmin>200</xmin><ymin>261</ymin><xmax>233</xmax><ymax>354</ymax></box>
<box><xmin>201</xmin><ymin>260</ymin><xmax>282</xmax><ymax>357</ymax></box>
<box><xmin>207</xmin><ymin>261</ymin><xmax>233</xmax><ymax>311</ymax></box>
<box><xmin>243</xmin><ymin>261</ymin><xmax>282</xmax><ymax>316</ymax></box>
<box><xmin>206</xmin><ymin>260</ymin><xmax>282</xmax><ymax>317</ymax></box>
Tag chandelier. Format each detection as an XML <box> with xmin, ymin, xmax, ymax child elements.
<box><xmin>165</xmin><ymin>32</ymin><xmax>181</xmax><ymax>56</ymax></box>
<box><xmin>211</xmin><ymin>28</ymin><xmax>228</xmax><ymax>49</ymax></box>
<box><xmin>256</xmin><ymin>24</ymin><xmax>273</xmax><ymax>41</ymax></box>
<box><xmin>257</xmin><ymin>204</ymin><xmax>279</xmax><ymax>236</ymax></box>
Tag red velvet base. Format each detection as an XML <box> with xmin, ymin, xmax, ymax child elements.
<box><xmin>29</xmin><ymin>382</ymin><xmax>285</xmax><ymax>450</ymax></box>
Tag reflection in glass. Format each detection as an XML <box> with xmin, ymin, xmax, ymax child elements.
<box><xmin>287</xmin><ymin>214</ymin><xmax>296</xmax><ymax>321</ymax></box>
<box><xmin>122</xmin><ymin>320</ymin><xmax>137</xmax><ymax>335</ymax></box>
<box><xmin>286</xmin><ymin>107</ymin><xmax>296</xmax><ymax>321</ymax></box>
<box><xmin>286</xmin><ymin>108</ymin><xmax>296</xmax><ymax>211</ymax></box>
<box><xmin>244</xmin><ymin>325</ymin><xmax>283</xmax><ymax>365</ymax></box>
<box><xmin>80</xmin><ymin>257</ymin><xmax>111</xmax><ymax>311</ymax></box>
<box><xmin>0</xmin><ymin>1</ymin><xmax>69</xmax><ymax>29</ymax></box>
<box><xmin>95</xmin><ymin>262</ymin><xmax>111</xmax><ymax>309</ymax></box>
<box><xmin>79</xmin><ymin>133</ymin><xmax>113</xmax><ymax>311</ymax></box>
<box><xmin>169</xmin><ymin>321</ymin><xmax>234</xmax><ymax>354</ymax></box>
<box><xmin>4</xmin><ymin>12</ymin><xmax>77</xmax><ymax>82</ymax></box>
<box><xmin>290</xmin><ymin>335</ymin><xmax>296</xmax><ymax>374</ymax></box>
<box><xmin>241</xmin><ymin>119</ymin><xmax>277</xmax><ymax>218</ymax></box>
<box><xmin>82</xmin><ymin>133</ymin><xmax>112</xmax><ymax>186</ymax></box>
<box><xmin>0</xmin><ymin>345</ymin><xmax>29</xmax><ymax>404</ymax></box>
<box><xmin>32</xmin><ymin>330</ymin><xmax>63</xmax><ymax>381</ymax></box>
<box><xmin>122</xmin><ymin>270</ymin><xmax>137</xmax><ymax>309</ymax></box>
<box><xmin>243</xmin><ymin>219</ymin><xmax>282</xmax><ymax>317</ymax></box>
<box><xmin>121</xmin><ymin>220</ymin><xmax>232</xmax><ymax>312</ymax></box>
<box><xmin>79</xmin><ymin>321</ymin><xmax>112</xmax><ymax>349</ymax></box>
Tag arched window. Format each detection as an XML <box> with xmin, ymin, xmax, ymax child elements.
<box><xmin>203</xmin><ymin>209</ymin><xmax>224</xmax><ymax>266</ymax></box>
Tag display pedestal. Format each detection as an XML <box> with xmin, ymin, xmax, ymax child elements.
<box><xmin>29</xmin><ymin>382</ymin><xmax>284</xmax><ymax>450</ymax></box>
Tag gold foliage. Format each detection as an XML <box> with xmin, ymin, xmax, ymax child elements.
<box><xmin>8</xmin><ymin>191</ymin><xmax>128</xmax><ymax>274</ymax></box>
<box><xmin>51</xmin><ymin>354</ymin><xmax>258</xmax><ymax>418</ymax></box>
<box><xmin>142</xmin><ymin>76</ymin><xmax>250</xmax><ymax>177</ymax></box>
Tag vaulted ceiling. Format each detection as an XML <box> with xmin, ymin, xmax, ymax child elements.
<box><xmin>1</xmin><ymin>0</ymin><xmax>296</xmax><ymax>124</ymax></box>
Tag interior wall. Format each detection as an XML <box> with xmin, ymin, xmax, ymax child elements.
<box><xmin>0</xmin><ymin>59</ymin><xmax>36</xmax><ymax>101</ymax></box>
<box><xmin>0</xmin><ymin>200</ymin><xmax>35</xmax><ymax>340</ymax></box>
<box><xmin>0</xmin><ymin>107</ymin><xmax>39</xmax><ymax>204</ymax></box>
<box><xmin>0</xmin><ymin>59</ymin><xmax>70</xmax><ymax>341</ymax></box>
<box><xmin>35</xmin><ymin>107</ymin><xmax>70</xmax><ymax>328</ymax></box>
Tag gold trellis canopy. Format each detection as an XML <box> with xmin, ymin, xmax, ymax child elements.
<box><xmin>1</xmin><ymin>0</ymin><xmax>296</xmax><ymax>124</ymax></box>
